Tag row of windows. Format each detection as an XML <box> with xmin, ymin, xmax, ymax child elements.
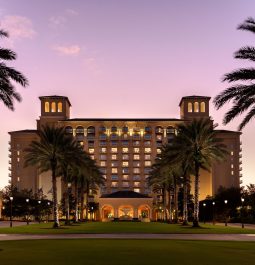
<box><xmin>111</xmin><ymin>181</ymin><xmax>142</xmax><ymax>188</ymax></box>
<box><xmin>100</xmin><ymin>168</ymin><xmax>151</xmax><ymax>174</ymax></box>
<box><xmin>100</xmin><ymin>161</ymin><xmax>152</xmax><ymax>167</ymax></box>
<box><xmin>187</xmin><ymin>102</ymin><xmax>206</xmax><ymax>113</ymax></box>
<box><xmin>45</xmin><ymin>102</ymin><xmax>63</xmax><ymax>113</ymax></box>
<box><xmin>99</xmin><ymin>154</ymin><xmax>151</xmax><ymax>160</ymax></box>
<box><xmin>88</xmin><ymin>147</ymin><xmax>153</xmax><ymax>154</ymax></box>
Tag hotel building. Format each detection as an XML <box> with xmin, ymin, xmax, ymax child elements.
<box><xmin>8</xmin><ymin>95</ymin><xmax>242</xmax><ymax>220</ymax></box>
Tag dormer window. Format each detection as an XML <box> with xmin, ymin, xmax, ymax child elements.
<box><xmin>194</xmin><ymin>102</ymin><xmax>199</xmax><ymax>112</ymax></box>
<box><xmin>201</xmin><ymin>102</ymin><xmax>205</xmax><ymax>112</ymax></box>
<box><xmin>57</xmin><ymin>102</ymin><xmax>62</xmax><ymax>112</ymax></box>
<box><xmin>51</xmin><ymin>102</ymin><xmax>56</xmax><ymax>112</ymax></box>
<box><xmin>45</xmin><ymin>102</ymin><xmax>49</xmax><ymax>112</ymax></box>
<box><xmin>188</xmin><ymin>102</ymin><xmax>193</xmax><ymax>112</ymax></box>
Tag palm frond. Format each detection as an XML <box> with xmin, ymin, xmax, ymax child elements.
<box><xmin>238</xmin><ymin>17</ymin><xmax>255</xmax><ymax>34</ymax></box>
<box><xmin>222</xmin><ymin>68</ymin><xmax>255</xmax><ymax>82</ymax></box>
<box><xmin>234</xmin><ymin>46</ymin><xmax>255</xmax><ymax>61</ymax></box>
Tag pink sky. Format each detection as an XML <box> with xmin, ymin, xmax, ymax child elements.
<box><xmin>0</xmin><ymin>0</ymin><xmax>255</xmax><ymax>188</ymax></box>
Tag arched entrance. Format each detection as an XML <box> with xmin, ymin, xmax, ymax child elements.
<box><xmin>138</xmin><ymin>205</ymin><xmax>151</xmax><ymax>220</ymax></box>
<box><xmin>101</xmin><ymin>205</ymin><xmax>114</xmax><ymax>221</ymax></box>
<box><xmin>118</xmin><ymin>205</ymin><xmax>134</xmax><ymax>220</ymax></box>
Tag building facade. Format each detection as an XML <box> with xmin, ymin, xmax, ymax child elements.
<box><xmin>8</xmin><ymin>95</ymin><xmax>242</xmax><ymax>221</ymax></box>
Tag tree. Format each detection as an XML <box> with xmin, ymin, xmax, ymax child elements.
<box><xmin>24</xmin><ymin>125</ymin><xmax>74</xmax><ymax>228</ymax></box>
<box><xmin>172</xmin><ymin>119</ymin><xmax>227</xmax><ymax>227</ymax></box>
<box><xmin>0</xmin><ymin>29</ymin><xmax>28</xmax><ymax>110</ymax></box>
<box><xmin>214</xmin><ymin>17</ymin><xmax>255</xmax><ymax>130</ymax></box>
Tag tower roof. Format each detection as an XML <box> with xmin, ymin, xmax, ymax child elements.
<box><xmin>39</xmin><ymin>95</ymin><xmax>71</xmax><ymax>106</ymax></box>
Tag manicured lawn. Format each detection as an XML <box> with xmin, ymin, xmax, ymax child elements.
<box><xmin>0</xmin><ymin>221</ymin><xmax>254</xmax><ymax>234</ymax></box>
<box><xmin>0</xmin><ymin>239</ymin><xmax>255</xmax><ymax>265</ymax></box>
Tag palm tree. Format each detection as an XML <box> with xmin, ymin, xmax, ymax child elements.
<box><xmin>214</xmin><ymin>17</ymin><xmax>255</xmax><ymax>130</ymax></box>
<box><xmin>0</xmin><ymin>29</ymin><xmax>28</xmax><ymax>110</ymax></box>
<box><xmin>25</xmin><ymin>125</ymin><xmax>73</xmax><ymax>228</ymax></box>
<box><xmin>173</xmin><ymin>119</ymin><xmax>227</xmax><ymax>227</ymax></box>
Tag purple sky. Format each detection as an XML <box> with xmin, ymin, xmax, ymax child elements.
<box><xmin>0</xmin><ymin>0</ymin><xmax>255</xmax><ymax>188</ymax></box>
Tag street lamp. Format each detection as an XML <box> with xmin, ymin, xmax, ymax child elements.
<box><xmin>203</xmin><ymin>203</ymin><xmax>206</xmax><ymax>224</ymax></box>
<box><xmin>26</xmin><ymin>198</ymin><xmax>29</xmax><ymax>225</ymax></box>
<box><xmin>212</xmin><ymin>202</ymin><xmax>215</xmax><ymax>225</ymax></box>
<box><xmin>38</xmin><ymin>200</ymin><xmax>41</xmax><ymax>223</ymax></box>
<box><xmin>9</xmin><ymin>196</ymin><xmax>13</xmax><ymax>228</ymax></box>
<box><xmin>224</xmin><ymin>200</ymin><xmax>228</xmax><ymax>226</ymax></box>
<box><xmin>241</xmin><ymin>198</ymin><xmax>245</xmax><ymax>229</ymax></box>
<box><xmin>66</xmin><ymin>182</ymin><xmax>72</xmax><ymax>225</ymax></box>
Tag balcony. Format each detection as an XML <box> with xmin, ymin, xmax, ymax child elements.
<box><xmin>239</xmin><ymin>154</ymin><xmax>242</xmax><ymax>158</ymax></box>
<box><xmin>8</xmin><ymin>160</ymin><xmax>11</xmax><ymax>164</ymax></box>
<box><xmin>8</xmin><ymin>167</ymin><xmax>12</xmax><ymax>171</ymax></box>
<box><xmin>8</xmin><ymin>154</ymin><xmax>12</xmax><ymax>158</ymax></box>
<box><xmin>8</xmin><ymin>173</ymin><xmax>11</xmax><ymax>178</ymax></box>
<box><xmin>239</xmin><ymin>167</ymin><xmax>242</xmax><ymax>171</ymax></box>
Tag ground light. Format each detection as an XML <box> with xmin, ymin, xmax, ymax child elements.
<box><xmin>203</xmin><ymin>203</ymin><xmax>206</xmax><ymax>224</ymax></box>
<box><xmin>26</xmin><ymin>198</ymin><xmax>29</xmax><ymax>225</ymax></box>
<box><xmin>9</xmin><ymin>196</ymin><xmax>13</xmax><ymax>228</ymax></box>
<box><xmin>212</xmin><ymin>201</ymin><xmax>215</xmax><ymax>225</ymax></box>
<box><xmin>224</xmin><ymin>200</ymin><xmax>228</xmax><ymax>226</ymax></box>
<box><xmin>241</xmin><ymin>198</ymin><xmax>245</xmax><ymax>229</ymax></box>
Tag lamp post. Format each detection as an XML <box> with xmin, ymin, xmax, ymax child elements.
<box><xmin>66</xmin><ymin>182</ymin><xmax>72</xmax><ymax>225</ymax></box>
<box><xmin>212</xmin><ymin>202</ymin><xmax>215</xmax><ymax>225</ymax></box>
<box><xmin>26</xmin><ymin>198</ymin><xmax>29</xmax><ymax>225</ymax></box>
<box><xmin>224</xmin><ymin>200</ymin><xmax>228</xmax><ymax>226</ymax></box>
<box><xmin>9</xmin><ymin>196</ymin><xmax>13</xmax><ymax>228</ymax></box>
<box><xmin>38</xmin><ymin>200</ymin><xmax>41</xmax><ymax>223</ymax></box>
<box><xmin>91</xmin><ymin>206</ymin><xmax>94</xmax><ymax>221</ymax></box>
<box><xmin>47</xmin><ymin>201</ymin><xmax>51</xmax><ymax>222</ymax></box>
<box><xmin>203</xmin><ymin>203</ymin><xmax>206</xmax><ymax>224</ymax></box>
<box><xmin>241</xmin><ymin>198</ymin><xmax>245</xmax><ymax>229</ymax></box>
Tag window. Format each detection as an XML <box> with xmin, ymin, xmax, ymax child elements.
<box><xmin>201</xmin><ymin>102</ymin><xmax>206</xmax><ymax>112</ymax></box>
<box><xmin>111</xmin><ymin>126</ymin><xmax>117</xmax><ymax>132</ymax></box>
<box><xmin>144</xmin><ymin>134</ymin><xmax>151</xmax><ymax>140</ymax></box>
<box><xmin>88</xmin><ymin>148</ymin><xmax>94</xmax><ymax>154</ymax></box>
<box><xmin>112</xmin><ymin>168</ymin><xmax>118</xmax><ymax>173</ymax></box>
<box><xmin>231</xmin><ymin>170</ymin><xmax>234</xmax><ymax>175</ymax></box>
<box><xmin>99</xmin><ymin>126</ymin><xmax>106</xmax><ymax>132</ymax></box>
<box><xmin>90</xmin><ymin>155</ymin><xmax>95</xmax><ymax>160</ymax></box>
<box><xmin>157</xmin><ymin>148</ymin><xmax>161</xmax><ymax>154</ymax></box>
<box><xmin>101</xmin><ymin>148</ymin><xmax>107</xmax><ymax>153</ymax></box>
<box><xmin>87</xmin><ymin>126</ymin><xmax>95</xmax><ymax>134</ymax></box>
<box><xmin>122</xmin><ymin>154</ymin><xmax>129</xmax><ymax>160</ymax></box>
<box><xmin>188</xmin><ymin>102</ymin><xmax>193</xmax><ymax>112</ymax></box>
<box><xmin>111</xmin><ymin>175</ymin><xmax>118</xmax><ymax>180</ymax></box>
<box><xmin>99</xmin><ymin>134</ymin><xmax>107</xmax><ymax>140</ymax></box>
<box><xmin>51</xmin><ymin>102</ymin><xmax>56</xmax><ymax>112</ymax></box>
<box><xmin>134</xmin><ymin>181</ymin><xmax>140</xmax><ymax>187</ymax></box>
<box><xmin>17</xmin><ymin>151</ymin><xmax>20</xmax><ymax>156</ymax></box>
<box><xmin>145</xmin><ymin>126</ymin><xmax>151</xmax><ymax>132</ymax></box>
<box><xmin>122</xmin><ymin>126</ymin><xmax>128</xmax><ymax>133</ymax></box>
<box><xmin>133</xmin><ymin>148</ymin><xmax>140</xmax><ymax>153</ymax></box>
<box><xmin>102</xmin><ymin>175</ymin><xmax>107</xmax><ymax>180</ymax></box>
<box><xmin>123</xmin><ymin>175</ymin><xmax>129</xmax><ymax>180</ymax></box>
<box><xmin>155</xmin><ymin>126</ymin><xmax>163</xmax><ymax>134</ymax></box>
<box><xmin>112</xmin><ymin>154</ymin><xmax>117</xmax><ymax>160</ymax></box>
<box><xmin>111</xmin><ymin>133</ymin><xmax>118</xmax><ymax>140</ymax></box>
<box><xmin>17</xmin><ymin>177</ymin><xmax>20</xmax><ymax>182</ymax></box>
<box><xmin>133</xmin><ymin>154</ymin><xmax>140</xmax><ymax>160</ymax></box>
<box><xmin>100</xmin><ymin>155</ymin><xmax>107</xmax><ymax>160</ymax></box>
<box><xmin>133</xmin><ymin>134</ymin><xmax>140</xmax><ymax>140</ymax></box>
<box><xmin>133</xmin><ymin>168</ymin><xmax>140</xmax><ymax>174</ymax></box>
<box><xmin>122</xmin><ymin>168</ymin><xmax>129</xmax><ymax>174</ymax></box>
<box><xmin>145</xmin><ymin>161</ymin><xmax>151</xmax><ymax>166</ymax></box>
<box><xmin>111</xmin><ymin>141</ymin><xmax>118</xmax><ymax>146</ymax></box>
<box><xmin>111</xmin><ymin>161</ymin><xmax>118</xmax><ymax>167</ymax></box>
<box><xmin>133</xmin><ymin>141</ymin><xmax>140</xmax><ymax>146</ymax></box>
<box><xmin>144</xmin><ymin>141</ymin><xmax>151</xmax><ymax>146</ymax></box>
<box><xmin>133</xmin><ymin>161</ymin><xmax>140</xmax><ymax>167</ymax></box>
<box><xmin>144</xmin><ymin>168</ymin><xmax>151</xmax><ymax>174</ymax></box>
<box><xmin>100</xmin><ymin>168</ymin><xmax>107</xmax><ymax>174</ymax></box>
<box><xmin>133</xmin><ymin>175</ymin><xmax>140</xmax><ymax>180</ymax></box>
<box><xmin>123</xmin><ymin>182</ymin><xmax>130</xmax><ymax>188</ymax></box>
<box><xmin>88</xmin><ymin>141</ymin><xmax>94</xmax><ymax>147</ymax></box>
<box><xmin>134</xmin><ymin>188</ymin><xmax>140</xmax><ymax>193</ymax></box>
<box><xmin>100</xmin><ymin>161</ymin><xmax>106</xmax><ymax>167</ymax></box>
<box><xmin>123</xmin><ymin>134</ymin><xmax>128</xmax><ymax>139</ymax></box>
<box><xmin>111</xmin><ymin>182</ymin><xmax>118</xmax><ymax>187</ymax></box>
<box><xmin>17</xmin><ymin>157</ymin><xmax>20</xmax><ymax>162</ymax></box>
<box><xmin>122</xmin><ymin>140</ymin><xmax>129</xmax><ymax>146</ymax></box>
<box><xmin>231</xmin><ymin>151</ymin><xmax>234</xmax><ymax>156</ymax></box>
<box><xmin>194</xmin><ymin>102</ymin><xmax>199</xmax><ymax>112</ymax></box>
<box><xmin>57</xmin><ymin>102</ymin><xmax>62</xmax><ymax>112</ymax></box>
<box><xmin>231</xmin><ymin>164</ymin><xmax>234</xmax><ymax>169</ymax></box>
<box><xmin>76</xmin><ymin>126</ymin><xmax>84</xmax><ymax>134</ymax></box>
<box><xmin>111</xmin><ymin>148</ymin><xmax>118</xmax><ymax>153</ymax></box>
<box><xmin>122</xmin><ymin>147</ymin><xmax>129</xmax><ymax>153</ymax></box>
<box><xmin>45</xmin><ymin>102</ymin><xmax>50</xmax><ymax>112</ymax></box>
<box><xmin>122</xmin><ymin>161</ymin><xmax>129</xmax><ymax>167</ymax></box>
<box><xmin>156</xmin><ymin>135</ymin><xmax>162</xmax><ymax>141</ymax></box>
<box><xmin>145</xmin><ymin>154</ymin><xmax>151</xmax><ymax>160</ymax></box>
<box><xmin>145</xmin><ymin>148</ymin><xmax>151</xmax><ymax>153</ymax></box>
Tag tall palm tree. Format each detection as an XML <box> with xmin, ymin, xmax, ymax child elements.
<box><xmin>25</xmin><ymin>125</ymin><xmax>73</xmax><ymax>228</ymax></box>
<box><xmin>214</xmin><ymin>17</ymin><xmax>255</xmax><ymax>130</ymax></box>
<box><xmin>173</xmin><ymin>119</ymin><xmax>227</xmax><ymax>227</ymax></box>
<box><xmin>0</xmin><ymin>29</ymin><xmax>28</xmax><ymax>110</ymax></box>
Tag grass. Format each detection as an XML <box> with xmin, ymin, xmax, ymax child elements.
<box><xmin>0</xmin><ymin>221</ymin><xmax>255</xmax><ymax>234</ymax></box>
<box><xmin>0</xmin><ymin>239</ymin><xmax>255</xmax><ymax>265</ymax></box>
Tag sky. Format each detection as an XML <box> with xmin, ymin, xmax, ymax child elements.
<box><xmin>0</xmin><ymin>0</ymin><xmax>255</xmax><ymax>188</ymax></box>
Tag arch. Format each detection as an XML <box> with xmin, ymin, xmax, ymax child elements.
<box><xmin>122</xmin><ymin>126</ymin><xmax>128</xmax><ymax>132</ymax></box>
<box><xmin>201</xmin><ymin>102</ymin><xmax>206</xmax><ymax>112</ymax></box>
<box><xmin>166</xmin><ymin>126</ymin><xmax>175</xmax><ymax>134</ymax></box>
<box><xmin>118</xmin><ymin>205</ymin><xmax>134</xmax><ymax>220</ymax></box>
<box><xmin>87</xmin><ymin>126</ymin><xmax>95</xmax><ymax>134</ymax></box>
<box><xmin>188</xmin><ymin>102</ymin><xmax>193</xmax><ymax>112</ymax></box>
<box><xmin>111</xmin><ymin>126</ymin><xmax>118</xmax><ymax>132</ymax></box>
<box><xmin>138</xmin><ymin>204</ymin><xmax>151</xmax><ymax>219</ymax></box>
<box><xmin>99</xmin><ymin>126</ymin><xmax>106</xmax><ymax>132</ymax></box>
<box><xmin>194</xmin><ymin>102</ymin><xmax>199</xmax><ymax>112</ymax></box>
<box><xmin>76</xmin><ymin>126</ymin><xmax>84</xmax><ymax>134</ymax></box>
<box><xmin>145</xmin><ymin>126</ymin><xmax>152</xmax><ymax>133</ymax></box>
<box><xmin>57</xmin><ymin>102</ymin><xmax>62</xmax><ymax>112</ymax></box>
<box><xmin>51</xmin><ymin>102</ymin><xmax>56</xmax><ymax>112</ymax></box>
<box><xmin>155</xmin><ymin>126</ymin><xmax>163</xmax><ymax>134</ymax></box>
<box><xmin>65</xmin><ymin>126</ymin><xmax>73</xmax><ymax>134</ymax></box>
<box><xmin>45</xmin><ymin>102</ymin><xmax>50</xmax><ymax>112</ymax></box>
<box><xmin>101</xmin><ymin>205</ymin><xmax>114</xmax><ymax>220</ymax></box>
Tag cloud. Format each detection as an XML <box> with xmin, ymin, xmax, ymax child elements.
<box><xmin>53</xmin><ymin>45</ymin><xmax>81</xmax><ymax>55</ymax></box>
<box><xmin>49</xmin><ymin>9</ymin><xmax>78</xmax><ymax>28</ymax></box>
<box><xmin>1</xmin><ymin>15</ymin><xmax>36</xmax><ymax>40</ymax></box>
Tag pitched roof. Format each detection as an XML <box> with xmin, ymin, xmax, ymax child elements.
<box><xmin>100</xmin><ymin>190</ymin><xmax>151</xmax><ymax>198</ymax></box>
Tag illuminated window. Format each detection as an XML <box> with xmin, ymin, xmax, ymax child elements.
<box><xmin>134</xmin><ymin>168</ymin><xmax>140</xmax><ymax>174</ymax></box>
<box><xmin>145</xmin><ymin>154</ymin><xmax>151</xmax><ymax>160</ymax></box>
<box><xmin>231</xmin><ymin>151</ymin><xmax>234</xmax><ymax>156</ymax></box>
<box><xmin>17</xmin><ymin>177</ymin><xmax>20</xmax><ymax>182</ymax></box>
<box><xmin>57</xmin><ymin>102</ymin><xmax>62</xmax><ymax>112</ymax></box>
<box><xmin>111</xmin><ymin>181</ymin><xmax>118</xmax><ymax>187</ymax></box>
<box><xmin>123</xmin><ymin>175</ymin><xmax>129</xmax><ymax>180</ymax></box>
<box><xmin>88</xmin><ymin>148</ymin><xmax>94</xmax><ymax>154</ymax></box>
<box><xmin>194</xmin><ymin>102</ymin><xmax>199</xmax><ymax>112</ymax></box>
<box><xmin>231</xmin><ymin>170</ymin><xmax>234</xmax><ymax>175</ymax></box>
<box><xmin>201</xmin><ymin>102</ymin><xmax>205</xmax><ymax>112</ymax></box>
<box><xmin>112</xmin><ymin>154</ymin><xmax>117</xmax><ymax>160</ymax></box>
<box><xmin>45</xmin><ymin>102</ymin><xmax>50</xmax><ymax>112</ymax></box>
<box><xmin>102</xmin><ymin>175</ymin><xmax>107</xmax><ymax>179</ymax></box>
<box><xmin>133</xmin><ymin>141</ymin><xmax>140</xmax><ymax>146</ymax></box>
<box><xmin>145</xmin><ymin>148</ymin><xmax>151</xmax><ymax>153</ymax></box>
<box><xmin>134</xmin><ymin>181</ymin><xmax>140</xmax><ymax>187</ymax></box>
<box><xmin>145</xmin><ymin>161</ymin><xmax>151</xmax><ymax>166</ymax></box>
<box><xmin>111</xmin><ymin>148</ymin><xmax>118</xmax><ymax>153</ymax></box>
<box><xmin>51</xmin><ymin>102</ymin><xmax>56</xmax><ymax>112</ymax></box>
<box><xmin>231</xmin><ymin>164</ymin><xmax>234</xmax><ymax>169</ymax></box>
<box><xmin>133</xmin><ymin>154</ymin><xmax>140</xmax><ymax>160</ymax></box>
<box><xmin>17</xmin><ymin>151</ymin><xmax>20</xmax><ymax>156</ymax></box>
<box><xmin>90</xmin><ymin>155</ymin><xmax>95</xmax><ymax>160</ymax></box>
<box><xmin>188</xmin><ymin>102</ymin><xmax>193</xmax><ymax>112</ymax></box>
<box><xmin>144</xmin><ymin>141</ymin><xmax>151</xmax><ymax>146</ymax></box>
<box><xmin>134</xmin><ymin>188</ymin><xmax>140</xmax><ymax>193</ymax></box>
<box><xmin>122</xmin><ymin>161</ymin><xmax>129</xmax><ymax>167</ymax></box>
<box><xmin>133</xmin><ymin>148</ymin><xmax>140</xmax><ymax>153</ymax></box>
<box><xmin>122</xmin><ymin>147</ymin><xmax>129</xmax><ymax>153</ymax></box>
<box><xmin>111</xmin><ymin>161</ymin><xmax>118</xmax><ymax>167</ymax></box>
<box><xmin>123</xmin><ymin>182</ymin><xmax>129</xmax><ymax>188</ymax></box>
<box><xmin>133</xmin><ymin>161</ymin><xmax>140</xmax><ymax>167</ymax></box>
<box><xmin>156</xmin><ymin>135</ymin><xmax>162</xmax><ymax>141</ymax></box>
<box><xmin>112</xmin><ymin>168</ymin><xmax>118</xmax><ymax>173</ymax></box>
<box><xmin>100</xmin><ymin>161</ymin><xmax>106</xmax><ymax>167</ymax></box>
<box><xmin>122</xmin><ymin>168</ymin><xmax>129</xmax><ymax>174</ymax></box>
<box><xmin>101</xmin><ymin>148</ymin><xmax>107</xmax><ymax>153</ymax></box>
<box><xmin>122</xmin><ymin>154</ymin><xmax>129</xmax><ymax>160</ymax></box>
<box><xmin>123</xmin><ymin>134</ymin><xmax>128</xmax><ymax>139</ymax></box>
<box><xmin>111</xmin><ymin>175</ymin><xmax>118</xmax><ymax>180</ymax></box>
<box><xmin>157</xmin><ymin>148</ymin><xmax>161</xmax><ymax>154</ymax></box>
<box><xmin>17</xmin><ymin>157</ymin><xmax>20</xmax><ymax>162</ymax></box>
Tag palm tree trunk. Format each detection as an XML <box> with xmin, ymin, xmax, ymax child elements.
<box><xmin>64</xmin><ymin>181</ymin><xmax>71</xmax><ymax>225</ymax></box>
<box><xmin>173</xmin><ymin>177</ymin><xmax>179</xmax><ymax>223</ymax></box>
<box><xmin>52</xmin><ymin>165</ymin><xmax>60</xmax><ymax>228</ymax></box>
<box><xmin>168</xmin><ymin>189</ymin><xmax>172</xmax><ymax>223</ymax></box>
<box><xmin>85</xmin><ymin>191</ymin><xmax>88</xmax><ymax>220</ymax></box>
<box><xmin>80</xmin><ymin>185</ymin><xmax>85</xmax><ymax>222</ymax></box>
<box><xmin>193</xmin><ymin>164</ymin><xmax>200</xmax><ymax>227</ymax></box>
<box><xmin>182</xmin><ymin>175</ymin><xmax>188</xmax><ymax>225</ymax></box>
<box><xmin>74</xmin><ymin>179</ymin><xmax>79</xmax><ymax>223</ymax></box>
<box><xmin>163</xmin><ymin>186</ymin><xmax>167</xmax><ymax>221</ymax></box>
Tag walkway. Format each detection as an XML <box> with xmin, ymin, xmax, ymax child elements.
<box><xmin>0</xmin><ymin>233</ymin><xmax>255</xmax><ymax>241</ymax></box>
